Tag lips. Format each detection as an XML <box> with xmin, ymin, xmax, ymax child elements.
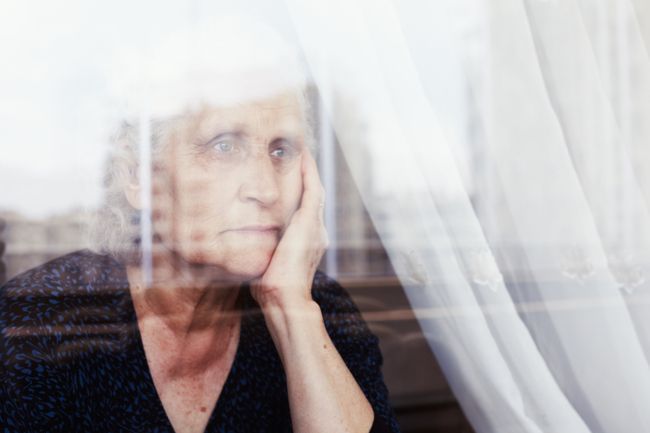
<box><xmin>225</xmin><ymin>225</ymin><xmax>281</xmax><ymax>234</ymax></box>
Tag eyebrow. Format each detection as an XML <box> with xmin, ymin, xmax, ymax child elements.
<box><xmin>203</xmin><ymin>129</ymin><xmax>246</xmax><ymax>144</ymax></box>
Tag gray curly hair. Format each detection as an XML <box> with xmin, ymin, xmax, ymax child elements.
<box><xmin>90</xmin><ymin>120</ymin><xmax>165</xmax><ymax>262</ymax></box>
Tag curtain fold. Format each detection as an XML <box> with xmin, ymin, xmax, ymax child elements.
<box><xmin>286</xmin><ymin>0</ymin><xmax>650</xmax><ymax>431</ymax></box>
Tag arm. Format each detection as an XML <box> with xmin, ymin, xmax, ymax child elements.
<box><xmin>261</xmin><ymin>297</ymin><xmax>374</xmax><ymax>433</ymax></box>
<box><xmin>251</xmin><ymin>152</ymin><xmax>375</xmax><ymax>433</ymax></box>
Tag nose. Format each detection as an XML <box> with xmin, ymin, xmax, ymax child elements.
<box><xmin>238</xmin><ymin>153</ymin><xmax>280</xmax><ymax>207</ymax></box>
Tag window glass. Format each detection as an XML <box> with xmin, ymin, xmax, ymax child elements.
<box><xmin>2</xmin><ymin>1</ymin><xmax>649</xmax><ymax>432</ymax></box>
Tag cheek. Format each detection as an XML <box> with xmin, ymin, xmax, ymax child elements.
<box><xmin>152</xmin><ymin>167</ymin><xmax>231</xmax><ymax>247</ymax></box>
<box><xmin>280</xmin><ymin>168</ymin><xmax>303</xmax><ymax>217</ymax></box>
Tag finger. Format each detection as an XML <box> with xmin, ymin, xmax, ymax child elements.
<box><xmin>300</xmin><ymin>151</ymin><xmax>325</xmax><ymax>220</ymax></box>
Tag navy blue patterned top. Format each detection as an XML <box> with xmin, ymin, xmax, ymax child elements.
<box><xmin>1</xmin><ymin>250</ymin><xmax>400</xmax><ymax>432</ymax></box>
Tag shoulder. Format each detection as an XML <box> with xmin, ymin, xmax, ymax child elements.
<box><xmin>310</xmin><ymin>271</ymin><xmax>381</xmax><ymax>372</ymax></box>
<box><xmin>311</xmin><ymin>270</ymin><xmax>378</xmax><ymax>346</ymax></box>
<box><xmin>1</xmin><ymin>249</ymin><xmax>128</xmax><ymax>336</ymax></box>
<box><xmin>1</xmin><ymin>249</ymin><xmax>126</xmax><ymax>300</ymax></box>
<box><xmin>1</xmin><ymin>249</ymin><xmax>130</xmax><ymax>367</ymax></box>
<box><xmin>1</xmin><ymin>248</ymin><xmax>130</xmax><ymax>339</ymax></box>
<box><xmin>1</xmin><ymin>250</ymin><xmax>131</xmax><ymax>429</ymax></box>
<box><xmin>311</xmin><ymin>270</ymin><xmax>358</xmax><ymax>313</ymax></box>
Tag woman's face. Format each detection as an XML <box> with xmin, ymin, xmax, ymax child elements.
<box><xmin>152</xmin><ymin>91</ymin><xmax>307</xmax><ymax>281</ymax></box>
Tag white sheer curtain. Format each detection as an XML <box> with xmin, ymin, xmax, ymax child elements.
<box><xmin>285</xmin><ymin>0</ymin><xmax>650</xmax><ymax>432</ymax></box>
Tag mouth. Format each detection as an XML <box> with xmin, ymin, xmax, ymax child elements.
<box><xmin>225</xmin><ymin>225</ymin><xmax>281</xmax><ymax>235</ymax></box>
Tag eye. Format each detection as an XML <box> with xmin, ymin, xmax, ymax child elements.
<box><xmin>270</xmin><ymin>147</ymin><xmax>286</xmax><ymax>158</ymax></box>
<box><xmin>206</xmin><ymin>133</ymin><xmax>241</xmax><ymax>156</ymax></box>
<box><xmin>214</xmin><ymin>140</ymin><xmax>234</xmax><ymax>153</ymax></box>
<box><xmin>270</xmin><ymin>138</ymin><xmax>299</xmax><ymax>160</ymax></box>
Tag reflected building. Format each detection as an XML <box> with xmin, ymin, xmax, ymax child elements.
<box><xmin>313</xmin><ymin>87</ymin><xmax>394</xmax><ymax>280</ymax></box>
<box><xmin>0</xmin><ymin>210</ymin><xmax>92</xmax><ymax>284</ymax></box>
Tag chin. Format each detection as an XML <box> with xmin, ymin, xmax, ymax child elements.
<box><xmin>177</xmin><ymin>238</ymin><xmax>277</xmax><ymax>281</ymax></box>
<box><xmin>225</xmin><ymin>253</ymin><xmax>273</xmax><ymax>281</ymax></box>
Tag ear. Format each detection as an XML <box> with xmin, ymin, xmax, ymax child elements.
<box><xmin>124</xmin><ymin>180</ymin><xmax>142</xmax><ymax>210</ymax></box>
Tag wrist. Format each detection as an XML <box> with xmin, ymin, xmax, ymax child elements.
<box><xmin>254</xmin><ymin>281</ymin><xmax>314</xmax><ymax>311</ymax></box>
<box><xmin>261</xmin><ymin>297</ymin><xmax>324</xmax><ymax>361</ymax></box>
<box><xmin>260</xmin><ymin>295</ymin><xmax>321</xmax><ymax>322</ymax></box>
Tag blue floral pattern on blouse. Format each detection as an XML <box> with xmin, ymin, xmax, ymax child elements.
<box><xmin>1</xmin><ymin>250</ymin><xmax>399</xmax><ymax>432</ymax></box>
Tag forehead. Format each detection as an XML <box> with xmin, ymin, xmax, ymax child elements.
<box><xmin>186</xmin><ymin>91</ymin><xmax>307</xmax><ymax>136</ymax></box>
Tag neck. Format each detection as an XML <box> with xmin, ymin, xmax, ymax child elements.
<box><xmin>126</xmin><ymin>255</ymin><xmax>242</xmax><ymax>337</ymax></box>
<box><xmin>127</xmin><ymin>258</ymin><xmax>244</xmax><ymax>377</ymax></box>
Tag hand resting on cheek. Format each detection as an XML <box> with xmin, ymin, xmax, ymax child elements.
<box><xmin>251</xmin><ymin>151</ymin><xmax>329</xmax><ymax>310</ymax></box>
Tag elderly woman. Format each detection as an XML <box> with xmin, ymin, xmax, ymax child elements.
<box><xmin>0</xmin><ymin>16</ymin><xmax>399</xmax><ymax>433</ymax></box>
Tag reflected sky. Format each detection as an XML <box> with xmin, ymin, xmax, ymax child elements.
<box><xmin>0</xmin><ymin>0</ymin><xmax>475</xmax><ymax>218</ymax></box>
